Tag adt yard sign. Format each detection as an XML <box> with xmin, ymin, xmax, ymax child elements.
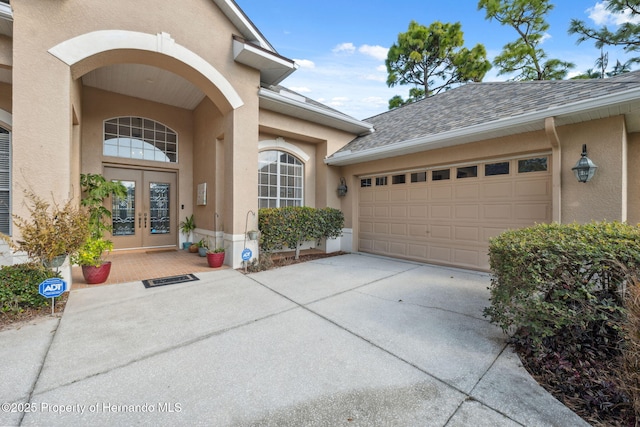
<box><xmin>241</xmin><ymin>248</ymin><xmax>252</xmax><ymax>261</ymax></box>
<box><xmin>39</xmin><ymin>278</ymin><xmax>67</xmax><ymax>298</ymax></box>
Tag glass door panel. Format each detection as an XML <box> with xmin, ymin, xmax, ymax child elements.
<box><xmin>112</xmin><ymin>180</ymin><xmax>136</xmax><ymax>236</ymax></box>
<box><xmin>149</xmin><ymin>182</ymin><xmax>170</xmax><ymax>235</ymax></box>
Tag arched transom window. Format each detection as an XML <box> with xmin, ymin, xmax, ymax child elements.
<box><xmin>104</xmin><ymin>117</ymin><xmax>177</xmax><ymax>163</ymax></box>
<box><xmin>258</xmin><ymin>150</ymin><xmax>304</xmax><ymax>208</ymax></box>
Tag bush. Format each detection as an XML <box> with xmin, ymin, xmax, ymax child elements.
<box><xmin>258</xmin><ymin>207</ymin><xmax>344</xmax><ymax>259</ymax></box>
<box><xmin>621</xmin><ymin>281</ymin><xmax>640</xmax><ymax>416</ymax></box>
<box><xmin>4</xmin><ymin>190</ymin><xmax>90</xmax><ymax>265</ymax></box>
<box><xmin>485</xmin><ymin>222</ymin><xmax>640</xmax><ymax>424</ymax></box>
<box><xmin>0</xmin><ymin>263</ymin><xmax>61</xmax><ymax>314</ymax></box>
<box><xmin>485</xmin><ymin>221</ymin><xmax>640</xmax><ymax>346</ymax></box>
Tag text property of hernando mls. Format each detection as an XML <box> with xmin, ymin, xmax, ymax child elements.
<box><xmin>2</xmin><ymin>402</ymin><xmax>182</xmax><ymax>415</ymax></box>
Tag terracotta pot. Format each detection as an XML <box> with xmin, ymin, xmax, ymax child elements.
<box><xmin>81</xmin><ymin>261</ymin><xmax>112</xmax><ymax>284</ymax></box>
<box><xmin>206</xmin><ymin>252</ymin><xmax>225</xmax><ymax>268</ymax></box>
<box><xmin>189</xmin><ymin>244</ymin><xmax>199</xmax><ymax>253</ymax></box>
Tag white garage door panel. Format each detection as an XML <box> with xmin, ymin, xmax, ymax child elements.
<box><xmin>358</xmin><ymin>157</ymin><xmax>552</xmax><ymax>270</ymax></box>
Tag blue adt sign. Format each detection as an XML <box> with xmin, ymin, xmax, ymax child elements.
<box><xmin>39</xmin><ymin>278</ymin><xmax>67</xmax><ymax>298</ymax></box>
<box><xmin>241</xmin><ymin>248</ymin><xmax>252</xmax><ymax>261</ymax></box>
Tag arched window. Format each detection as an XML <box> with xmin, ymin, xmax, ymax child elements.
<box><xmin>258</xmin><ymin>150</ymin><xmax>304</xmax><ymax>208</ymax></box>
<box><xmin>103</xmin><ymin>117</ymin><xmax>177</xmax><ymax>163</ymax></box>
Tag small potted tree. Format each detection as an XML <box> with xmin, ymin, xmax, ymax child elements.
<box><xmin>179</xmin><ymin>215</ymin><xmax>196</xmax><ymax>250</ymax></box>
<box><xmin>206</xmin><ymin>246</ymin><xmax>225</xmax><ymax>268</ymax></box>
<box><xmin>72</xmin><ymin>173</ymin><xmax>127</xmax><ymax>284</ymax></box>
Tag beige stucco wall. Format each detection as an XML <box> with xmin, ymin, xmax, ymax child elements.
<box><xmin>556</xmin><ymin>116</ymin><xmax>627</xmax><ymax>223</ymax></box>
<box><xmin>192</xmin><ymin>97</ymin><xmax>224</xmax><ymax>231</ymax></box>
<box><xmin>0</xmin><ymin>35</ymin><xmax>11</xmax><ymax>69</ymax></box>
<box><xmin>259</xmin><ymin>109</ymin><xmax>356</xmax><ymax>210</ymax></box>
<box><xmin>10</xmin><ymin>0</ymin><xmax>258</xmax><ymax>218</ymax></box>
<box><xmin>0</xmin><ymin>82</ymin><xmax>11</xmax><ymax>117</ymax></box>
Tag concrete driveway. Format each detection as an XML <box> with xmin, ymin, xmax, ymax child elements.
<box><xmin>0</xmin><ymin>253</ymin><xmax>588</xmax><ymax>426</ymax></box>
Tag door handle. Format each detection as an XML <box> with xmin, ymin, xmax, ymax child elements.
<box><xmin>138</xmin><ymin>213</ymin><xmax>142</xmax><ymax>228</ymax></box>
<box><xmin>144</xmin><ymin>212</ymin><xmax>147</xmax><ymax>228</ymax></box>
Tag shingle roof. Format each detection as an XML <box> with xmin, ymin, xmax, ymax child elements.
<box><xmin>334</xmin><ymin>71</ymin><xmax>640</xmax><ymax>156</ymax></box>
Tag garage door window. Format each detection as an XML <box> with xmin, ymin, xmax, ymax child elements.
<box><xmin>361</xmin><ymin>178</ymin><xmax>372</xmax><ymax>187</ymax></box>
<box><xmin>456</xmin><ymin>166</ymin><xmax>478</xmax><ymax>179</ymax></box>
<box><xmin>518</xmin><ymin>157</ymin><xmax>548</xmax><ymax>173</ymax></box>
<box><xmin>258</xmin><ymin>150</ymin><xmax>304</xmax><ymax>208</ymax></box>
<box><xmin>376</xmin><ymin>177</ymin><xmax>388</xmax><ymax>186</ymax></box>
<box><xmin>411</xmin><ymin>172</ymin><xmax>427</xmax><ymax>183</ymax></box>
<box><xmin>432</xmin><ymin>169</ymin><xmax>450</xmax><ymax>181</ymax></box>
<box><xmin>485</xmin><ymin>162</ymin><xmax>510</xmax><ymax>176</ymax></box>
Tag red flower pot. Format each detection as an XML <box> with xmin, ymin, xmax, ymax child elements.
<box><xmin>81</xmin><ymin>261</ymin><xmax>112</xmax><ymax>284</ymax></box>
<box><xmin>206</xmin><ymin>252</ymin><xmax>225</xmax><ymax>268</ymax></box>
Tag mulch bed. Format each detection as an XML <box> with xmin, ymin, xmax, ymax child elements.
<box><xmin>0</xmin><ymin>292</ymin><xmax>68</xmax><ymax>331</ymax></box>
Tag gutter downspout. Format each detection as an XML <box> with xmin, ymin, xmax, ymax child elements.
<box><xmin>545</xmin><ymin>117</ymin><xmax>561</xmax><ymax>223</ymax></box>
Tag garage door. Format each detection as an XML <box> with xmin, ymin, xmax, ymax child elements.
<box><xmin>358</xmin><ymin>155</ymin><xmax>551</xmax><ymax>270</ymax></box>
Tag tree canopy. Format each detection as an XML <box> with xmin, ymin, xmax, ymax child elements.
<box><xmin>569</xmin><ymin>0</ymin><xmax>640</xmax><ymax>64</ymax></box>
<box><xmin>478</xmin><ymin>0</ymin><xmax>574</xmax><ymax>80</ymax></box>
<box><xmin>385</xmin><ymin>20</ymin><xmax>491</xmax><ymax>109</ymax></box>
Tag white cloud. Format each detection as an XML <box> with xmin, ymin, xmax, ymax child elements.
<box><xmin>540</xmin><ymin>32</ymin><xmax>551</xmax><ymax>44</ymax></box>
<box><xmin>376</xmin><ymin>64</ymin><xmax>386</xmax><ymax>72</ymax></box>
<box><xmin>332</xmin><ymin>42</ymin><xmax>356</xmax><ymax>54</ymax></box>
<box><xmin>358</xmin><ymin>44</ymin><xmax>388</xmax><ymax>61</ymax></box>
<box><xmin>362</xmin><ymin>73</ymin><xmax>386</xmax><ymax>82</ymax></box>
<box><xmin>293</xmin><ymin>59</ymin><xmax>315</xmax><ymax>69</ymax></box>
<box><xmin>588</xmin><ymin>1</ymin><xmax>640</xmax><ymax>26</ymax></box>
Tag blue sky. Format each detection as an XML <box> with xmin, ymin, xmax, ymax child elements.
<box><xmin>235</xmin><ymin>1</ymin><xmax>639</xmax><ymax>119</ymax></box>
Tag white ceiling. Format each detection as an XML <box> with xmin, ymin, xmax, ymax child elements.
<box><xmin>82</xmin><ymin>63</ymin><xmax>206</xmax><ymax>110</ymax></box>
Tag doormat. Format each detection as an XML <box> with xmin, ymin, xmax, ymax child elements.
<box><xmin>142</xmin><ymin>273</ymin><xmax>199</xmax><ymax>288</ymax></box>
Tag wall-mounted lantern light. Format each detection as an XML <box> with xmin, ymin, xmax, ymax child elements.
<box><xmin>571</xmin><ymin>144</ymin><xmax>598</xmax><ymax>183</ymax></box>
<box><xmin>337</xmin><ymin>177</ymin><xmax>348</xmax><ymax>197</ymax></box>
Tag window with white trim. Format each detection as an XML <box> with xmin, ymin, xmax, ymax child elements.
<box><xmin>0</xmin><ymin>127</ymin><xmax>9</xmax><ymax>234</ymax></box>
<box><xmin>258</xmin><ymin>150</ymin><xmax>304</xmax><ymax>208</ymax></box>
<box><xmin>103</xmin><ymin>117</ymin><xmax>177</xmax><ymax>163</ymax></box>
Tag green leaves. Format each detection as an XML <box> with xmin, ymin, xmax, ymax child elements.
<box><xmin>485</xmin><ymin>221</ymin><xmax>640</xmax><ymax>348</ymax></box>
<box><xmin>258</xmin><ymin>207</ymin><xmax>344</xmax><ymax>259</ymax></box>
<box><xmin>478</xmin><ymin>0</ymin><xmax>574</xmax><ymax>80</ymax></box>
<box><xmin>386</xmin><ymin>20</ymin><xmax>491</xmax><ymax>108</ymax></box>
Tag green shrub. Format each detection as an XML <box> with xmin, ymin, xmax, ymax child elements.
<box><xmin>485</xmin><ymin>221</ymin><xmax>640</xmax><ymax>346</ymax></box>
<box><xmin>0</xmin><ymin>263</ymin><xmax>61</xmax><ymax>314</ymax></box>
<box><xmin>258</xmin><ymin>207</ymin><xmax>344</xmax><ymax>259</ymax></box>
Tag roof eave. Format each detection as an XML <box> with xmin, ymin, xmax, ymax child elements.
<box><xmin>233</xmin><ymin>37</ymin><xmax>297</xmax><ymax>86</ymax></box>
<box><xmin>211</xmin><ymin>0</ymin><xmax>273</xmax><ymax>51</ymax></box>
<box><xmin>326</xmin><ymin>86</ymin><xmax>640</xmax><ymax>166</ymax></box>
<box><xmin>259</xmin><ymin>88</ymin><xmax>375</xmax><ymax>136</ymax></box>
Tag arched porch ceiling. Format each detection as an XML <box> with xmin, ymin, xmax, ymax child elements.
<box><xmin>49</xmin><ymin>30</ymin><xmax>243</xmax><ymax>113</ymax></box>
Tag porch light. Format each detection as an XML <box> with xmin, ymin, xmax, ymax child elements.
<box><xmin>337</xmin><ymin>177</ymin><xmax>348</xmax><ymax>197</ymax></box>
<box><xmin>572</xmin><ymin>144</ymin><xmax>598</xmax><ymax>183</ymax></box>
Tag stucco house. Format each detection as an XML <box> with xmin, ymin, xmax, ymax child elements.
<box><xmin>0</xmin><ymin>0</ymin><xmax>639</xmax><ymax>277</ymax></box>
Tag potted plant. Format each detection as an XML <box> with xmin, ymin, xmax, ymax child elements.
<box><xmin>74</xmin><ymin>173</ymin><xmax>127</xmax><ymax>284</ymax></box>
<box><xmin>196</xmin><ymin>238</ymin><xmax>209</xmax><ymax>257</ymax></box>
<box><xmin>206</xmin><ymin>247</ymin><xmax>225</xmax><ymax>268</ymax></box>
<box><xmin>3</xmin><ymin>189</ymin><xmax>90</xmax><ymax>268</ymax></box>
<box><xmin>247</xmin><ymin>230</ymin><xmax>259</xmax><ymax>241</ymax></box>
<box><xmin>70</xmin><ymin>237</ymin><xmax>113</xmax><ymax>284</ymax></box>
<box><xmin>179</xmin><ymin>214</ymin><xmax>196</xmax><ymax>250</ymax></box>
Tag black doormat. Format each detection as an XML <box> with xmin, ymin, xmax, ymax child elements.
<box><xmin>142</xmin><ymin>273</ymin><xmax>199</xmax><ymax>288</ymax></box>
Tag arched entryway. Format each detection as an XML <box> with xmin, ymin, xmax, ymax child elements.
<box><xmin>48</xmin><ymin>30</ymin><xmax>243</xmax><ymax>251</ymax></box>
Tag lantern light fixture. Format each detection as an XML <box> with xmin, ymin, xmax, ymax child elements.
<box><xmin>337</xmin><ymin>177</ymin><xmax>348</xmax><ymax>197</ymax></box>
<box><xmin>571</xmin><ymin>144</ymin><xmax>598</xmax><ymax>183</ymax></box>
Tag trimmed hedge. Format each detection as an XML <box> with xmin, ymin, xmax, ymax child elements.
<box><xmin>485</xmin><ymin>221</ymin><xmax>640</xmax><ymax>346</ymax></box>
<box><xmin>258</xmin><ymin>207</ymin><xmax>344</xmax><ymax>259</ymax></box>
<box><xmin>0</xmin><ymin>263</ymin><xmax>61</xmax><ymax>314</ymax></box>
